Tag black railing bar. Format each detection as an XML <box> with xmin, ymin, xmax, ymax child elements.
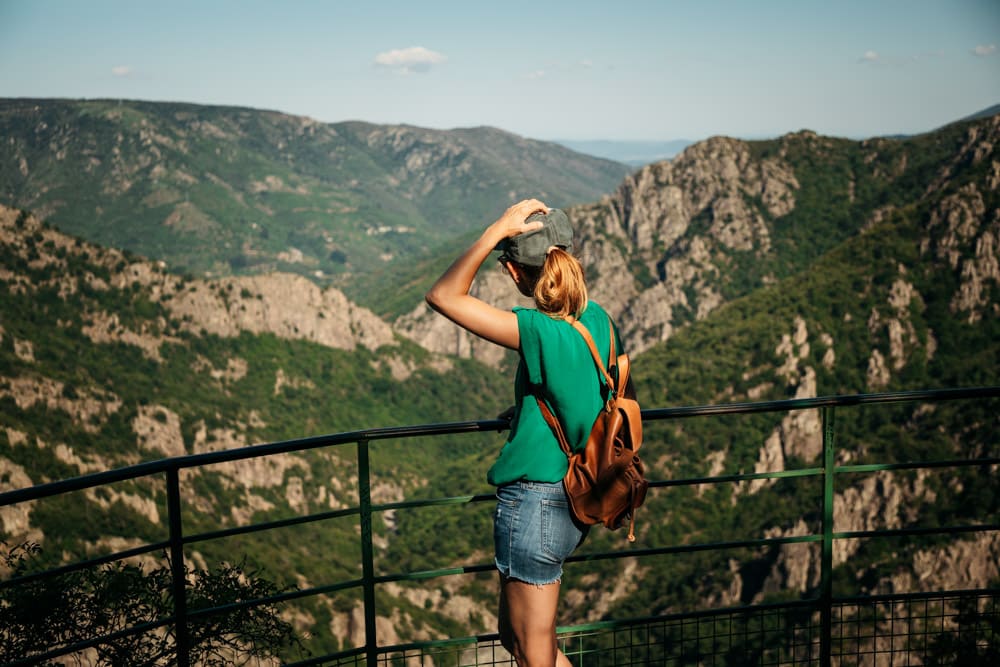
<box><xmin>6</xmin><ymin>385</ymin><xmax>997</xmax><ymax>509</ymax></box>
<box><xmin>835</xmin><ymin>523</ymin><xmax>1000</xmax><ymax>540</ymax></box>
<box><xmin>303</xmin><ymin>521</ymin><xmax>999</xmax><ymax>591</ymax></box>
<box><xmin>284</xmin><ymin>645</ymin><xmax>366</xmax><ymax>667</ymax></box>
<box><xmin>558</xmin><ymin>597</ymin><xmax>822</xmax><ymax>633</ymax></box>
<box><xmin>0</xmin><ymin>418</ymin><xmax>511</xmax><ymax>507</ymax></box>
<box><xmin>836</xmin><ymin>457</ymin><xmax>1000</xmax><ymax>474</ymax></box>
<box><xmin>832</xmin><ymin>586</ymin><xmax>999</xmax><ymax>605</ymax></box>
<box><xmin>651</xmin><ymin>467</ymin><xmax>824</xmax><ymax>488</ymax></box>
<box><xmin>0</xmin><ymin>539</ymin><xmax>171</xmax><ymax>591</ymax></box>
<box><xmin>640</xmin><ymin>385</ymin><xmax>1000</xmax><ymax>421</ymax></box>
<box><xmin>373</xmin><ymin>492</ymin><xmax>495</xmax><ymax>513</ymax></box>
<box><xmin>365</xmin><ymin>534</ymin><xmax>828</xmax><ymax>589</ymax></box>
<box><xmin>651</xmin><ymin>455</ymin><xmax>1000</xmax><ymax>491</ymax></box>
<box><xmin>183</xmin><ymin>575</ymin><xmax>366</xmax><ymax>623</ymax></box>
<box><xmin>2</xmin><ymin>387</ymin><xmax>996</xmax><ymax>664</ymax></box>
<box><xmin>369</xmin><ymin>632</ymin><xmax>498</xmax><ymax>656</ymax></box>
<box><xmin>372</xmin><ymin>562</ymin><xmax>497</xmax><ymax>586</ymax></box>
<box><xmin>569</xmin><ymin>533</ymin><xmax>824</xmax><ymax>564</ymax></box>
<box><xmin>10</xmin><ymin>572</ymin><xmax>370</xmax><ymax>658</ymax></box>
<box><xmin>14</xmin><ymin>455</ymin><xmax>985</xmax><ymax>593</ymax></box>
<box><xmin>182</xmin><ymin>505</ymin><xmax>361</xmax><ymax>546</ymax></box>
<box><xmin>186</xmin><ymin>575</ymin><xmax>369</xmax><ymax>621</ymax></box>
<box><xmin>31</xmin><ymin>584</ymin><xmax>996</xmax><ymax>667</ymax></box>
<box><xmin>373</xmin><ymin>596</ymin><xmax>828</xmax><ymax>659</ymax></box>
<box><xmin>262</xmin><ymin>575</ymin><xmax>367</xmax><ymax>606</ymax></box>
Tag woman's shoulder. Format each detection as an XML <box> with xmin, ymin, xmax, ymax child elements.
<box><xmin>513</xmin><ymin>303</ymin><xmax>611</xmax><ymax>337</ymax></box>
<box><xmin>580</xmin><ymin>300</ymin><xmax>609</xmax><ymax>324</ymax></box>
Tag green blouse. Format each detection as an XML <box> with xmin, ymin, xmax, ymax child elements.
<box><xmin>487</xmin><ymin>301</ymin><xmax>619</xmax><ymax>486</ymax></box>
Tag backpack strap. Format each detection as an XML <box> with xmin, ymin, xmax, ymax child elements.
<box><xmin>534</xmin><ymin>314</ymin><xmax>618</xmax><ymax>457</ymax></box>
<box><xmin>536</xmin><ymin>396</ymin><xmax>573</xmax><ymax>457</ymax></box>
<box><xmin>567</xmin><ymin>315</ymin><xmax>616</xmax><ymax>393</ymax></box>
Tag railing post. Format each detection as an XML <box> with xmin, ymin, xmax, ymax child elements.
<box><xmin>820</xmin><ymin>407</ymin><xmax>835</xmax><ymax>667</ymax></box>
<box><xmin>166</xmin><ymin>467</ymin><xmax>191</xmax><ymax>667</ymax></box>
<box><xmin>358</xmin><ymin>439</ymin><xmax>378</xmax><ymax>667</ymax></box>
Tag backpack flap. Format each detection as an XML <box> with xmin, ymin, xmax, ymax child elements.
<box><xmin>535</xmin><ymin>315</ymin><xmax>649</xmax><ymax>541</ymax></box>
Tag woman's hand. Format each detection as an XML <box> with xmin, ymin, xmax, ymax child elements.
<box><xmin>490</xmin><ymin>199</ymin><xmax>549</xmax><ymax>241</ymax></box>
<box><xmin>425</xmin><ymin>198</ymin><xmax>549</xmax><ymax>351</ymax></box>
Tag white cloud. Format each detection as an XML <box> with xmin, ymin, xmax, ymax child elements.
<box><xmin>526</xmin><ymin>70</ymin><xmax>546</xmax><ymax>79</ymax></box>
<box><xmin>859</xmin><ymin>50</ymin><xmax>880</xmax><ymax>63</ymax></box>
<box><xmin>973</xmin><ymin>44</ymin><xmax>996</xmax><ymax>57</ymax></box>
<box><xmin>111</xmin><ymin>65</ymin><xmax>133</xmax><ymax>77</ymax></box>
<box><xmin>373</xmin><ymin>46</ymin><xmax>447</xmax><ymax>73</ymax></box>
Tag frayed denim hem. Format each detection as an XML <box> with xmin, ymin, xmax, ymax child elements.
<box><xmin>497</xmin><ymin>566</ymin><xmax>562</xmax><ymax>587</ymax></box>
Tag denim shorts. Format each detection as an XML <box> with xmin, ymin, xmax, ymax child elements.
<box><xmin>493</xmin><ymin>481</ymin><xmax>587</xmax><ymax>585</ymax></box>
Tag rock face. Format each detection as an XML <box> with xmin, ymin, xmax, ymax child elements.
<box><xmin>3</xmin><ymin>110</ymin><xmax>999</xmax><ymax>656</ymax></box>
<box><xmin>0</xmin><ymin>203</ymin><xmax>399</xmax><ymax>360</ymax></box>
<box><xmin>0</xmin><ymin>99</ymin><xmax>628</xmax><ymax>280</ymax></box>
<box><xmin>394</xmin><ymin>136</ymin><xmax>800</xmax><ymax>360</ymax></box>
<box><xmin>164</xmin><ymin>273</ymin><xmax>397</xmax><ymax>352</ymax></box>
<box><xmin>394</xmin><ymin>267</ymin><xmax>533</xmax><ymax>367</ymax></box>
<box><xmin>566</xmin><ymin>136</ymin><xmax>798</xmax><ymax>355</ymax></box>
<box><xmin>397</xmin><ymin>116</ymin><xmax>1000</xmax><ymax>373</ymax></box>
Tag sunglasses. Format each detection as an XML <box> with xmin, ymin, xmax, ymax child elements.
<box><xmin>497</xmin><ymin>253</ymin><xmax>511</xmax><ymax>274</ymax></box>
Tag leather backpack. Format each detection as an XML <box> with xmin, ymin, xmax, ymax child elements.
<box><xmin>535</xmin><ymin>316</ymin><xmax>648</xmax><ymax>541</ymax></box>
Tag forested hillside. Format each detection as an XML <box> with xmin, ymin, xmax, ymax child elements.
<box><xmin>0</xmin><ymin>203</ymin><xmax>518</xmax><ymax>656</ymax></box>
<box><xmin>0</xmin><ymin>98</ymin><xmax>629</xmax><ymax>288</ymax></box>
<box><xmin>402</xmin><ymin>113</ymin><xmax>1000</xmax><ymax>365</ymax></box>
<box><xmin>0</xmin><ymin>102</ymin><xmax>998</xmax><ymax>659</ymax></box>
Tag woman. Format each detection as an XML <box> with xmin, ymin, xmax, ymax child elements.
<box><xmin>425</xmin><ymin>199</ymin><xmax>620</xmax><ymax>667</ymax></box>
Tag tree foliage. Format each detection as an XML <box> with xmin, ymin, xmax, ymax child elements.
<box><xmin>0</xmin><ymin>542</ymin><xmax>304</xmax><ymax>666</ymax></box>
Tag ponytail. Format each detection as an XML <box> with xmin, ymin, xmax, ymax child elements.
<box><xmin>532</xmin><ymin>247</ymin><xmax>588</xmax><ymax>319</ymax></box>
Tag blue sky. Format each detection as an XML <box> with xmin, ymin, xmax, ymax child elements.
<box><xmin>1</xmin><ymin>0</ymin><xmax>997</xmax><ymax>142</ymax></box>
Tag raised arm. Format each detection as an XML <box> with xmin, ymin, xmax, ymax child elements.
<box><xmin>425</xmin><ymin>199</ymin><xmax>548</xmax><ymax>350</ymax></box>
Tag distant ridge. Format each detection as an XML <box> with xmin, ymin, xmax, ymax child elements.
<box><xmin>1</xmin><ymin>102</ymin><xmax>998</xmax><ymax>656</ymax></box>
<box><xmin>557</xmin><ymin>104</ymin><xmax>1000</xmax><ymax>160</ymax></box>
<box><xmin>552</xmin><ymin>138</ymin><xmax>694</xmax><ymax>167</ymax></box>
<box><xmin>0</xmin><ymin>98</ymin><xmax>630</xmax><ymax>283</ymax></box>
<box><xmin>958</xmin><ymin>102</ymin><xmax>1000</xmax><ymax>123</ymax></box>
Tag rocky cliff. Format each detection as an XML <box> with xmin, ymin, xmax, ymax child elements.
<box><xmin>0</xmin><ymin>98</ymin><xmax>629</xmax><ymax>282</ymax></box>
<box><xmin>397</xmin><ymin>116</ymin><xmax>1000</xmax><ymax>367</ymax></box>
<box><xmin>1</xmin><ymin>109</ymin><xmax>998</xmax><ymax>657</ymax></box>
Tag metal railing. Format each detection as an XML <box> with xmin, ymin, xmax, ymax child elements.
<box><xmin>1</xmin><ymin>386</ymin><xmax>998</xmax><ymax>666</ymax></box>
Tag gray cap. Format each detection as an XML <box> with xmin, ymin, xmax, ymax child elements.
<box><xmin>494</xmin><ymin>208</ymin><xmax>574</xmax><ymax>267</ymax></box>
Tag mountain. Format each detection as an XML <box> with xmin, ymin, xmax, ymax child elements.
<box><xmin>396</xmin><ymin>111</ymin><xmax>1000</xmax><ymax>629</ymax></box>
<box><xmin>0</xmin><ymin>98</ymin><xmax>629</xmax><ymax>283</ymax></box>
<box><xmin>0</xmin><ymin>201</ymin><xmax>518</xmax><ymax>656</ymax></box>
<box><xmin>404</xmin><ymin>116</ymin><xmax>1000</xmax><ymax>367</ymax></box>
<box><xmin>957</xmin><ymin>103</ymin><xmax>1000</xmax><ymax>124</ymax></box>
<box><xmin>1</xmin><ymin>103</ymin><xmax>998</xmax><ymax>659</ymax></box>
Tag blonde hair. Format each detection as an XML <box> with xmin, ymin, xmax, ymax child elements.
<box><xmin>531</xmin><ymin>247</ymin><xmax>588</xmax><ymax>319</ymax></box>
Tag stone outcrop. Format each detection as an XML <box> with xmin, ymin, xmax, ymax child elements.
<box><xmin>740</xmin><ymin>316</ymin><xmax>823</xmax><ymax>496</ymax></box>
<box><xmin>164</xmin><ymin>273</ymin><xmax>397</xmax><ymax>352</ymax></box>
<box><xmin>0</xmin><ymin>205</ymin><xmax>399</xmax><ymax>358</ymax></box>
<box><xmin>0</xmin><ymin>374</ymin><xmax>122</xmax><ymax>435</ymax></box>
<box><xmin>0</xmin><ymin>456</ymin><xmax>35</xmax><ymax>538</ymax></box>
<box><xmin>394</xmin><ymin>266</ymin><xmax>532</xmax><ymax>366</ymax></box>
<box><xmin>2</xmin><ymin>109</ymin><xmax>999</xmax><ymax>653</ymax></box>
<box><xmin>394</xmin><ymin>137</ymin><xmax>800</xmax><ymax>362</ymax></box>
<box><xmin>865</xmin><ymin>267</ymin><xmax>931</xmax><ymax>389</ymax></box>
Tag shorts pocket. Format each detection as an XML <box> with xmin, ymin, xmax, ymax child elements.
<box><xmin>540</xmin><ymin>497</ymin><xmax>580</xmax><ymax>562</ymax></box>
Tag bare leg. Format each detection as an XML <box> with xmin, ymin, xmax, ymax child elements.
<box><xmin>498</xmin><ymin>574</ymin><xmax>573</xmax><ymax>667</ymax></box>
